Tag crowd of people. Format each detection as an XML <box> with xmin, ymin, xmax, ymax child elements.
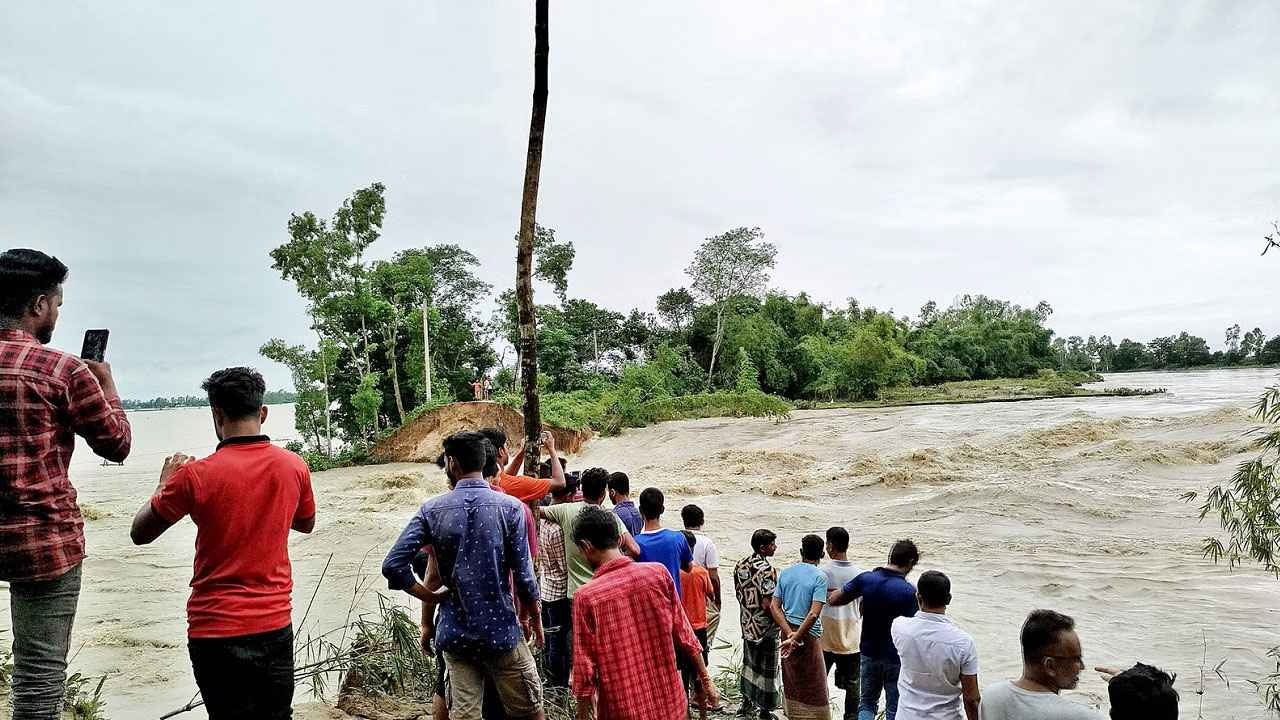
<box><xmin>0</xmin><ymin>245</ymin><xmax>1182</xmax><ymax>720</ymax></box>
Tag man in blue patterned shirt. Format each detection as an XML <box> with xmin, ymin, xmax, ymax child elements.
<box><xmin>382</xmin><ymin>431</ymin><xmax>543</xmax><ymax>720</ymax></box>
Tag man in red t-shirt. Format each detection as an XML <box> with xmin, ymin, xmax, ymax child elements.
<box><xmin>130</xmin><ymin>367</ymin><xmax>316</xmax><ymax>720</ymax></box>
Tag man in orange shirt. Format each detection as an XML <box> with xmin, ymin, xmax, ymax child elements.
<box><xmin>681</xmin><ymin>530</ymin><xmax>716</xmax><ymax>707</ymax></box>
<box><xmin>480</xmin><ymin>427</ymin><xmax>567</xmax><ymax>502</ymax></box>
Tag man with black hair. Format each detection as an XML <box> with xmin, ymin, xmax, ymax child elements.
<box><xmin>829</xmin><ymin>539</ymin><xmax>921</xmax><ymax>720</ymax></box>
<box><xmin>681</xmin><ymin>504</ymin><xmax>723</xmax><ymax>646</ymax></box>
<box><xmin>1101</xmin><ymin>664</ymin><xmax>1177</xmax><ymax>720</ymax></box>
<box><xmin>735</xmin><ymin>529</ymin><xmax>782</xmax><ymax>719</ymax></box>
<box><xmin>538</xmin><ymin>468</ymin><xmax>579</xmax><ymax>689</ymax></box>
<box><xmin>131</xmin><ymin>367</ymin><xmax>315</xmax><ymax>719</ymax></box>
<box><xmin>1</xmin><ymin>248</ymin><xmax>132</xmax><ymax>720</ymax></box>
<box><xmin>481</xmin><ymin>426</ymin><xmax>566</xmax><ymax>502</ymax></box>
<box><xmin>383</xmin><ymin>431</ymin><xmax>543</xmax><ymax>720</ymax></box>
<box><xmin>979</xmin><ymin>610</ymin><xmax>1102</xmax><ymax>719</ymax></box>
<box><xmin>891</xmin><ymin>571</ymin><xmax>980</xmax><ymax>720</ymax></box>
<box><xmin>820</xmin><ymin>526</ymin><xmax>864</xmax><ymax>720</ymax></box>
<box><xmin>608</xmin><ymin>471</ymin><xmax>642</xmax><ymax>536</ymax></box>
<box><xmin>570</xmin><ymin>506</ymin><xmax>719</xmax><ymax>720</ymax></box>
<box><xmin>635</xmin><ymin>487</ymin><xmax>693</xmax><ymax>596</ymax></box>
<box><xmin>771</xmin><ymin>534</ymin><xmax>832</xmax><ymax>719</ymax></box>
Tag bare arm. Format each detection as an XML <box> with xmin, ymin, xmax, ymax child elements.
<box><xmin>621</xmin><ymin>532</ymin><xmax>640</xmax><ymax>558</ymax></box>
<box><xmin>961</xmin><ymin>674</ymin><xmax>981</xmax><ymax>720</ymax></box>
<box><xmin>789</xmin><ymin>599</ymin><xmax>823</xmax><ymax>641</ymax></box>
<box><xmin>505</xmin><ymin>445</ymin><xmax>525</xmax><ymax>476</ymax></box>
<box><xmin>130</xmin><ymin>454</ymin><xmax>192</xmax><ymax>545</ymax></box>
<box><xmin>769</xmin><ymin>596</ymin><xmax>794</xmax><ymax>637</ymax></box>
<box><xmin>708</xmin><ymin>567</ymin><xmax>722</xmax><ymax>607</ymax></box>
<box><xmin>542</xmin><ymin>432</ymin><xmax>566</xmax><ymax>494</ymax></box>
<box><xmin>292</xmin><ymin>514</ymin><xmax>316</xmax><ymax>533</ymax></box>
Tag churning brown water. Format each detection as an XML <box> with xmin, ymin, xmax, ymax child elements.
<box><xmin>3</xmin><ymin>368</ymin><xmax>1277</xmax><ymax>718</ymax></box>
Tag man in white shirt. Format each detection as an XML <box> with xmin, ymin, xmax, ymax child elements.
<box><xmin>820</xmin><ymin>526</ymin><xmax>864</xmax><ymax>720</ymax></box>
<box><xmin>979</xmin><ymin>610</ymin><xmax>1103</xmax><ymax>720</ymax></box>
<box><xmin>891</xmin><ymin>570</ymin><xmax>980</xmax><ymax>720</ymax></box>
<box><xmin>682</xmin><ymin>504</ymin><xmax>722</xmax><ymax>642</ymax></box>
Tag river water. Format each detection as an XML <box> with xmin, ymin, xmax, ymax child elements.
<box><xmin>3</xmin><ymin>368</ymin><xmax>1278</xmax><ymax>718</ymax></box>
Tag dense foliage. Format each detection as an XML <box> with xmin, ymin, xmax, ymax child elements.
<box><xmin>263</xmin><ymin>184</ymin><xmax>1275</xmax><ymax>461</ymax></box>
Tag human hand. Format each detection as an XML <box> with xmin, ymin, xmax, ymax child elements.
<box><xmin>421</xmin><ymin>626</ymin><xmax>434</xmax><ymax>654</ymax></box>
<box><xmin>540</xmin><ymin>431</ymin><xmax>557</xmax><ymax>454</ymax></box>
<box><xmin>1095</xmin><ymin>666</ymin><xmax>1124</xmax><ymax>682</ymax></box>
<box><xmin>532</xmin><ymin>623</ymin><xmax>546</xmax><ymax>651</ymax></box>
<box><xmin>83</xmin><ymin>360</ymin><xmax>117</xmax><ymax>395</ymax></box>
<box><xmin>700</xmin><ymin>675</ymin><xmax>721</xmax><ymax>709</ymax></box>
<box><xmin>158</xmin><ymin>453</ymin><xmax>193</xmax><ymax>490</ymax></box>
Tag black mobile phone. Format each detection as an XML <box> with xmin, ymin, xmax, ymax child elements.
<box><xmin>81</xmin><ymin>329</ymin><xmax>109</xmax><ymax>362</ymax></box>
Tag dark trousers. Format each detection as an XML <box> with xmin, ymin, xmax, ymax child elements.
<box><xmin>823</xmin><ymin>651</ymin><xmax>861</xmax><ymax>720</ymax></box>
<box><xmin>189</xmin><ymin>624</ymin><xmax>294</xmax><ymax>720</ymax></box>
<box><xmin>541</xmin><ymin>598</ymin><xmax>572</xmax><ymax>688</ymax></box>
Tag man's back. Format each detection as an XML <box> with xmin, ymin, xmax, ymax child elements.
<box><xmin>573</xmin><ymin>557</ymin><xmax>700</xmax><ymax>720</ymax></box>
<box><xmin>892</xmin><ymin>613</ymin><xmax>978</xmax><ymax>720</ymax></box>
<box><xmin>612</xmin><ymin>500</ymin><xmax>642</xmax><ymax>537</ymax></box>
<box><xmin>413</xmin><ymin>478</ymin><xmax>536</xmax><ymax>653</ymax></box>
<box><xmin>979</xmin><ymin>681</ymin><xmax>1102</xmax><ymax>720</ymax></box>
<box><xmin>0</xmin><ymin>329</ymin><xmax>131</xmax><ymax>582</ymax></box>
<box><xmin>819</xmin><ymin>560</ymin><xmax>863</xmax><ymax>654</ymax></box>
<box><xmin>845</xmin><ymin>567</ymin><xmax>918</xmax><ymax>660</ymax></box>
<box><xmin>636</xmin><ymin>527</ymin><xmax>693</xmax><ymax>597</ymax></box>
<box><xmin>775</xmin><ymin>563</ymin><xmax>827</xmax><ymax>636</ymax></box>
<box><xmin>150</xmin><ymin>437</ymin><xmax>312</xmax><ymax>638</ymax></box>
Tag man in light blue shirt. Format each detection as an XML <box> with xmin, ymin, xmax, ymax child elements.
<box><xmin>770</xmin><ymin>534</ymin><xmax>831</xmax><ymax>719</ymax></box>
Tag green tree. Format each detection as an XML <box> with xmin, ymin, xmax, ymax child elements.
<box><xmin>260</xmin><ymin>339</ymin><xmax>338</xmax><ymax>454</ymax></box>
<box><xmin>530</xmin><ymin>225</ymin><xmax>575</xmax><ymax>305</ymax></box>
<box><xmin>1242</xmin><ymin>328</ymin><xmax>1267</xmax><ymax>364</ymax></box>
<box><xmin>656</xmin><ymin>288</ymin><xmax>697</xmax><ymax>333</ymax></box>
<box><xmin>734</xmin><ymin>347</ymin><xmax>761</xmax><ymax>393</ymax></box>
<box><xmin>685</xmin><ymin>227</ymin><xmax>778</xmax><ymax>389</ymax></box>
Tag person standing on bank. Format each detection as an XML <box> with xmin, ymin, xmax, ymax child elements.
<box><xmin>820</xmin><ymin>527</ymin><xmax>864</xmax><ymax>720</ymax></box>
<box><xmin>771</xmin><ymin>534</ymin><xmax>832</xmax><ymax>720</ymax></box>
<box><xmin>681</xmin><ymin>504</ymin><xmax>723</xmax><ymax>647</ymax></box>
<box><xmin>0</xmin><ymin>248</ymin><xmax>132</xmax><ymax>720</ymax></box>
<box><xmin>891</xmin><ymin>571</ymin><xmax>980</xmax><ymax>720</ymax></box>
<box><xmin>383</xmin><ymin>432</ymin><xmax>544</xmax><ymax>720</ymax></box>
<box><xmin>734</xmin><ymin>529</ymin><xmax>783</xmax><ymax>720</ymax></box>
<box><xmin>130</xmin><ymin>367</ymin><xmax>314</xmax><ymax>719</ymax></box>
<box><xmin>828</xmin><ymin>539</ymin><xmax>921</xmax><ymax>720</ymax></box>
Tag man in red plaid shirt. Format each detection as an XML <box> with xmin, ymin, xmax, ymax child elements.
<box><xmin>571</xmin><ymin>506</ymin><xmax>720</xmax><ymax>720</ymax></box>
<box><xmin>0</xmin><ymin>249</ymin><xmax>132</xmax><ymax>720</ymax></box>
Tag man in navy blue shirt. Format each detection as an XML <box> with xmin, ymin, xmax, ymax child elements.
<box><xmin>382</xmin><ymin>432</ymin><xmax>543</xmax><ymax>720</ymax></box>
<box><xmin>634</xmin><ymin>487</ymin><xmax>693</xmax><ymax>597</ymax></box>
<box><xmin>828</xmin><ymin>539</ymin><xmax>920</xmax><ymax>720</ymax></box>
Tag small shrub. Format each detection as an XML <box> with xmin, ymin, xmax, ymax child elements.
<box><xmin>64</xmin><ymin>673</ymin><xmax>108</xmax><ymax>720</ymax></box>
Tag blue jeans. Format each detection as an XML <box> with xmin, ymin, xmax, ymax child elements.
<box><xmin>8</xmin><ymin>563</ymin><xmax>82</xmax><ymax>720</ymax></box>
<box><xmin>858</xmin><ymin>655</ymin><xmax>901</xmax><ymax>720</ymax></box>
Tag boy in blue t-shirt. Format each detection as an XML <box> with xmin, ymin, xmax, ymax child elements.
<box><xmin>633</xmin><ymin>487</ymin><xmax>692</xmax><ymax>597</ymax></box>
<box><xmin>769</xmin><ymin>534</ymin><xmax>830</xmax><ymax>718</ymax></box>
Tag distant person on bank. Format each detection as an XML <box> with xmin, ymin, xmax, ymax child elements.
<box><xmin>891</xmin><ymin>570</ymin><xmax>980</xmax><ymax>720</ymax></box>
<box><xmin>130</xmin><ymin>367</ymin><xmax>315</xmax><ymax>719</ymax></box>
<box><xmin>979</xmin><ymin>610</ymin><xmax>1103</xmax><ymax>720</ymax></box>
<box><xmin>0</xmin><ymin>249</ymin><xmax>132</xmax><ymax>720</ymax></box>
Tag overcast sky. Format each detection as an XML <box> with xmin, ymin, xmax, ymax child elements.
<box><xmin>3</xmin><ymin>1</ymin><xmax>1278</xmax><ymax>397</ymax></box>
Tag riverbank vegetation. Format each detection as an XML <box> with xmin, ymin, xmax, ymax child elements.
<box><xmin>260</xmin><ymin>184</ymin><xmax>1255</xmax><ymax>467</ymax></box>
<box><xmin>121</xmin><ymin>390</ymin><xmax>295</xmax><ymax>411</ymax></box>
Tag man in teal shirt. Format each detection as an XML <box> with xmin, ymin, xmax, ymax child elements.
<box><xmin>770</xmin><ymin>534</ymin><xmax>831</xmax><ymax>719</ymax></box>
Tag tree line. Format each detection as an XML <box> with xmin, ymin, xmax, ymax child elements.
<box><xmin>261</xmin><ymin>183</ymin><xmax>1271</xmax><ymax>459</ymax></box>
<box><xmin>121</xmin><ymin>390</ymin><xmax>296</xmax><ymax>411</ymax></box>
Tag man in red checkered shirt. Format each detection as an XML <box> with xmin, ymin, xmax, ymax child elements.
<box><xmin>0</xmin><ymin>249</ymin><xmax>132</xmax><ymax>719</ymax></box>
<box><xmin>570</xmin><ymin>506</ymin><xmax>720</xmax><ymax>720</ymax></box>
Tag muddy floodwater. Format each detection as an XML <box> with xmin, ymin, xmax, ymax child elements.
<box><xmin>4</xmin><ymin>368</ymin><xmax>1279</xmax><ymax>719</ymax></box>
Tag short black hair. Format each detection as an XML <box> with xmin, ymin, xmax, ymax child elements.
<box><xmin>801</xmin><ymin>534</ymin><xmax>825</xmax><ymax>562</ymax></box>
<box><xmin>826</xmin><ymin>526</ymin><xmax>849</xmax><ymax>553</ymax></box>
<box><xmin>538</xmin><ymin>457</ymin><xmax>568</xmax><ymax>479</ymax></box>
<box><xmin>478</xmin><ymin>427</ymin><xmax>507</xmax><ymax>455</ymax></box>
<box><xmin>482</xmin><ymin>439</ymin><xmax>500</xmax><ymax>478</ymax></box>
<box><xmin>442</xmin><ymin>431</ymin><xmax>489</xmax><ymax>475</ymax></box>
<box><xmin>639</xmin><ymin>487</ymin><xmax>665</xmax><ymax>519</ymax></box>
<box><xmin>580</xmin><ymin>467</ymin><xmax>610</xmax><ymax>502</ymax></box>
<box><xmin>682</xmin><ymin>529</ymin><xmax>697</xmax><ymax>551</ymax></box>
<box><xmin>608</xmin><ymin>471</ymin><xmax>630</xmax><ymax>496</ymax></box>
<box><xmin>1021</xmin><ymin>609</ymin><xmax>1076</xmax><ymax>664</ymax></box>
<box><xmin>1108</xmin><ymin>663</ymin><xmax>1178</xmax><ymax>720</ymax></box>
<box><xmin>572</xmin><ymin>506</ymin><xmax>620</xmax><ymax>550</ymax></box>
<box><xmin>751</xmin><ymin>529</ymin><xmax>777</xmax><ymax>553</ymax></box>
<box><xmin>681</xmin><ymin>504</ymin><xmax>705</xmax><ymax>528</ymax></box>
<box><xmin>889</xmin><ymin>539</ymin><xmax>920</xmax><ymax>567</ymax></box>
<box><xmin>202</xmin><ymin>367</ymin><xmax>266</xmax><ymax>419</ymax></box>
<box><xmin>917</xmin><ymin>570</ymin><xmax>951</xmax><ymax>608</ymax></box>
<box><xmin>0</xmin><ymin>249</ymin><xmax>68</xmax><ymax>318</ymax></box>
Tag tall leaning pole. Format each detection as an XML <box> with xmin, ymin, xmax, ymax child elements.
<box><xmin>515</xmin><ymin>0</ymin><xmax>549</xmax><ymax>475</ymax></box>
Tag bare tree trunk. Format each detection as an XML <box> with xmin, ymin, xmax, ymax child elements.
<box><xmin>422</xmin><ymin>300</ymin><xmax>432</xmax><ymax>401</ymax></box>
<box><xmin>516</xmin><ymin>0</ymin><xmax>550</xmax><ymax>475</ymax></box>
<box><xmin>706</xmin><ymin>307</ymin><xmax>725</xmax><ymax>390</ymax></box>
<box><xmin>387</xmin><ymin>322</ymin><xmax>406</xmax><ymax>424</ymax></box>
<box><xmin>312</xmin><ymin>319</ymin><xmax>333</xmax><ymax>457</ymax></box>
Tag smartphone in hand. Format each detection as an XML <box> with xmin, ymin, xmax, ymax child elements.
<box><xmin>81</xmin><ymin>329</ymin><xmax>109</xmax><ymax>362</ymax></box>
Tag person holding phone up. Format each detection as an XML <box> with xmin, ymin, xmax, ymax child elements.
<box><xmin>0</xmin><ymin>248</ymin><xmax>132</xmax><ymax>720</ymax></box>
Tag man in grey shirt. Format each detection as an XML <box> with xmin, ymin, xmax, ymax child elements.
<box><xmin>980</xmin><ymin>610</ymin><xmax>1103</xmax><ymax>720</ymax></box>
